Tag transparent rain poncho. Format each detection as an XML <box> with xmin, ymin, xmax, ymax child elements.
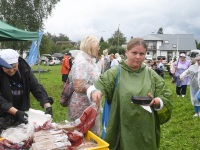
<box><xmin>180</xmin><ymin>64</ymin><xmax>200</xmax><ymax>106</ymax></box>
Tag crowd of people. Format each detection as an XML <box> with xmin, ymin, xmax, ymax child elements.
<box><xmin>143</xmin><ymin>59</ymin><xmax>165</xmax><ymax>78</ymax></box>
<box><xmin>4</xmin><ymin>34</ymin><xmax>200</xmax><ymax>149</ymax></box>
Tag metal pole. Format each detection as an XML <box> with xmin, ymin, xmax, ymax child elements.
<box><xmin>117</xmin><ymin>24</ymin><xmax>120</xmax><ymax>53</ymax></box>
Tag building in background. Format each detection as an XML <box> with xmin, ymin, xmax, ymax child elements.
<box><xmin>143</xmin><ymin>34</ymin><xmax>197</xmax><ymax>61</ymax></box>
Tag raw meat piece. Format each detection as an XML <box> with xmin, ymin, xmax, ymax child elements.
<box><xmin>76</xmin><ymin>105</ymin><xmax>97</xmax><ymax>134</ymax></box>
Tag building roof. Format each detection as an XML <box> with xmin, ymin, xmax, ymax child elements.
<box><xmin>143</xmin><ymin>34</ymin><xmax>197</xmax><ymax>51</ymax></box>
<box><xmin>143</xmin><ymin>34</ymin><xmax>162</xmax><ymax>41</ymax></box>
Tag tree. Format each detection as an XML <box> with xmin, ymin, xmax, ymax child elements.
<box><xmin>0</xmin><ymin>0</ymin><xmax>60</xmax><ymax>54</ymax></box>
<box><xmin>99</xmin><ymin>37</ymin><xmax>105</xmax><ymax>43</ymax></box>
<box><xmin>107</xmin><ymin>29</ymin><xmax>126</xmax><ymax>53</ymax></box>
<box><xmin>109</xmin><ymin>46</ymin><xmax>125</xmax><ymax>55</ymax></box>
<box><xmin>196</xmin><ymin>40</ymin><xmax>200</xmax><ymax>49</ymax></box>
<box><xmin>39</xmin><ymin>33</ymin><xmax>55</xmax><ymax>55</ymax></box>
<box><xmin>39</xmin><ymin>32</ymin><xmax>77</xmax><ymax>55</ymax></box>
<box><xmin>99</xmin><ymin>41</ymin><xmax>109</xmax><ymax>54</ymax></box>
<box><xmin>108</xmin><ymin>29</ymin><xmax>126</xmax><ymax>46</ymax></box>
<box><xmin>57</xmin><ymin>33</ymin><xmax>69</xmax><ymax>41</ymax></box>
<box><xmin>98</xmin><ymin>36</ymin><xmax>110</xmax><ymax>54</ymax></box>
<box><xmin>157</xmin><ymin>27</ymin><xmax>163</xmax><ymax>34</ymax></box>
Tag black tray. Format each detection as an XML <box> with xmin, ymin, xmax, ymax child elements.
<box><xmin>131</xmin><ymin>96</ymin><xmax>152</xmax><ymax>105</ymax></box>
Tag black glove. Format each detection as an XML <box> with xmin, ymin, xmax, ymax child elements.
<box><xmin>15</xmin><ymin>110</ymin><xmax>28</xmax><ymax>124</ymax></box>
<box><xmin>45</xmin><ymin>107</ymin><xmax>53</xmax><ymax>117</ymax></box>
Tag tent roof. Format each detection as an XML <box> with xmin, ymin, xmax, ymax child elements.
<box><xmin>0</xmin><ymin>20</ymin><xmax>38</xmax><ymax>41</ymax></box>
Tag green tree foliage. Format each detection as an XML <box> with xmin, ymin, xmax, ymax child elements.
<box><xmin>0</xmin><ymin>0</ymin><xmax>60</xmax><ymax>30</ymax></box>
<box><xmin>157</xmin><ymin>27</ymin><xmax>163</xmax><ymax>34</ymax></box>
<box><xmin>108</xmin><ymin>29</ymin><xmax>126</xmax><ymax>46</ymax></box>
<box><xmin>39</xmin><ymin>33</ymin><xmax>55</xmax><ymax>55</ymax></box>
<box><xmin>0</xmin><ymin>0</ymin><xmax>60</xmax><ymax>54</ymax></box>
<box><xmin>107</xmin><ymin>29</ymin><xmax>126</xmax><ymax>54</ymax></box>
<box><xmin>99</xmin><ymin>37</ymin><xmax>104</xmax><ymax>43</ymax></box>
<box><xmin>99</xmin><ymin>41</ymin><xmax>109</xmax><ymax>54</ymax></box>
<box><xmin>109</xmin><ymin>45</ymin><xmax>125</xmax><ymax>55</ymax></box>
<box><xmin>195</xmin><ymin>40</ymin><xmax>200</xmax><ymax>49</ymax></box>
<box><xmin>98</xmin><ymin>37</ymin><xmax>109</xmax><ymax>54</ymax></box>
<box><xmin>40</xmin><ymin>32</ymin><xmax>77</xmax><ymax>55</ymax></box>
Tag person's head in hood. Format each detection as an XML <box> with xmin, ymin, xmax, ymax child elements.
<box><xmin>179</xmin><ymin>53</ymin><xmax>186</xmax><ymax>62</ymax></box>
<box><xmin>0</xmin><ymin>49</ymin><xmax>19</xmax><ymax>76</ymax></box>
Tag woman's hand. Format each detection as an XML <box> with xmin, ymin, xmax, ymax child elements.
<box><xmin>180</xmin><ymin>77</ymin><xmax>184</xmax><ymax>81</ymax></box>
<box><xmin>173</xmin><ymin>65</ymin><xmax>177</xmax><ymax>69</ymax></box>
<box><xmin>91</xmin><ymin>90</ymin><xmax>102</xmax><ymax>106</ymax></box>
<box><xmin>148</xmin><ymin>93</ymin><xmax>160</xmax><ymax>109</ymax></box>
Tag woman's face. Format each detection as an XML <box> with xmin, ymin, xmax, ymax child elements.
<box><xmin>125</xmin><ymin>45</ymin><xmax>146</xmax><ymax>70</ymax></box>
<box><xmin>180</xmin><ymin>56</ymin><xmax>186</xmax><ymax>61</ymax></box>
<box><xmin>2</xmin><ymin>63</ymin><xmax>18</xmax><ymax>76</ymax></box>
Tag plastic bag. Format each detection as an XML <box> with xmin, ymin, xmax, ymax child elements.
<box><xmin>171</xmin><ymin>74</ymin><xmax>176</xmax><ymax>83</ymax></box>
<box><xmin>1</xmin><ymin>123</ymin><xmax>34</xmax><ymax>144</ymax></box>
<box><xmin>60</xmin><ymin>80</ymin><xmax>74</xmax><ymax>107</ymax></box>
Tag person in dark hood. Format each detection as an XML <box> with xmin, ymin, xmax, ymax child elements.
<box><xmin>0</xmin><ymin>49</ymin><xmax>53</xmax><ymax>133</ymax></box>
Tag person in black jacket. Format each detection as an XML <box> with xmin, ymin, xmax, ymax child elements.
<box><xmin>0</xmin><ymin>49</ymin><xmax>53</xmax><ymax>133</ymax></box>
<box><xmin>151</xmin><ymin>64</ymin><xmax>163</xmax><ymax>77</ymax></box>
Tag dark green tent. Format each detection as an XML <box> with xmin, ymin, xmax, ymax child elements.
<box><xmin>0</xmin><ymin>20</ymin><xmax>38</xmax><ymax>41</ymax></box>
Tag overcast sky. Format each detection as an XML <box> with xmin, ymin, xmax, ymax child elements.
<box><xmin>44</xmin><ymin>0</ymin><xmax>200</xmax><ymax>42</ymax></box>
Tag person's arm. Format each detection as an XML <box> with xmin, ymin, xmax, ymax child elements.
<box><xmin>87</xmin><ymin>66</ymin><xmax>118</xmax><ymax>105</ymax></box>
<box><xmin>7</xmin><ymin>107</ymin><xmax>28</xmax><ymax>124</ymax></box>
<box><xmin>153</xmin><ymin>71</ymin><xmax>173</xmax><ymax>124</ymax></box>
<box><xmin>73</xmin><ymin>79</ymin><xmax>90</xmax><ymax>93</ymax></box>
<box><xmin>94</xmin><ymin>67</ymin><xmax>118</xmax><ymax>104</ymax></box>
<box><xmin>0</xmin><ymin>94</ymin><xmax>13</xmax><ymax>113</ymax></box>
<box><xmin>87</xmin><ymin>85</ymin><xmax>102</xmax><ymax>105</ymax></box>
<box><xmin>0</xmin><ymin>94</ymin><xmax>29</xmax><ymax>124</ymax></box>
<box><xmin>150</xmin><ymin>97</ymin><xmax>164</xmax><ymax>110</ymax></box>
<box><xmin>7</xmin><ymin>107</ymin><xmax>17</xmax><ymax>115</ymax></box>
<box><xmin>180</xmin><ymin>68</ymin><xmax>190</xmax><ymax>80</ymax></box>
<box><xmin>173</xmin><ymin>61</ymin><xmax>178</xmax><ymax>69</ymax></box>
<box><xmin>64</xmin><ymin>58</ymin><xmax>70</xmax><ymax>70</ymax></box>
<box><xmin>71</xmin><ymin>60</ymin><xmax>92</xmax><ymax>93</ymax></box>
<box><xmin>148</xmin><ymin>93</ymin><xmax>163</xmax><ymax>110</ymax></box>
<box><xmin>28</xmin><ymin>70</ymin><xmax>53</xmax><ymax>116</ymax></box>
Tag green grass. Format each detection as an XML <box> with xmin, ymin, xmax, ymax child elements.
<box><xmin>30</xmin><ymin>64</ymin><xmax>69</xmax><ymax>122</ymax></box>
<box><xmin>30</xmin><ymin>65</ymin><xmax>200</xmax><ymax>149</ymax></box>
<box><xmin>160</xmin><ymin>73</ymin><xmax>200</xmax><ymax>150</ymax></box>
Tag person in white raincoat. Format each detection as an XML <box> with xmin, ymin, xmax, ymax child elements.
<box><xmin>180</xmin><ymin>54</ymin><xmax>200</xmax><ymax>117</ymax></box>
<box><xmin>67</xmin><ymin>35</ymin><xmax>101</xmax><ymax>135</ymax></box>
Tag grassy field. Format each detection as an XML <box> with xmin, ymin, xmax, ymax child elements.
<box><xmin>31</xmin><ymin>64</ymin><xmax>200</xmax><ymax>150</ymax></box>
